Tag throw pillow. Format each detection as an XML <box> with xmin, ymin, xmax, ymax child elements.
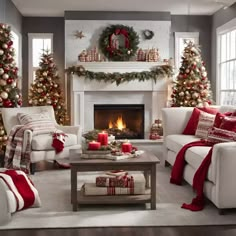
<box><xmin>182</xmin><ymin>107</ymin><xmax>219</xmax><ymax>135</ymax></box>
<box><xmin>17</xmin><ymin>112</ymin><xmax>56</xmax><ymax>135</ymax></box>
<box><xmin>207</xmin><ymin>127</ymin><xmax>236</xmax><ymax>144</ymax></box>
<box><xmin>213</xmin><ymin>112</ymin><xmax>233</xmax><ymax>128</ymax></box>
<box><xmin>219</xmin><ymin>116</ymin><xmax>236</xmax><ymax>132</ymax></box>
<box><xmin>0</xmin><ymin>169</ymin><xmax>41</xmax><ymax>212</ymax></box>
<box><xmin>195</xmin><ymin>111</ymin><xmax>216</xmax><ymax>139</ymax></box>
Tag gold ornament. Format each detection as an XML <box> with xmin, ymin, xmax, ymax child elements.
<box><xmin>0</xmin><ymin>91</ymin><xmax>8</xmax><ymax>99</ymax></box>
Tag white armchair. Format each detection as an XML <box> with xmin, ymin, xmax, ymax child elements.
<box><xmin>0</xmin><ymin>106</ymin><xmax>82</xmax><ymax>173</ymax></box>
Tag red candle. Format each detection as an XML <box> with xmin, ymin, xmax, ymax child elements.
<box><xmin>88</xmin><ymin>141</ymin><xmax>101</xmax><ymax>150</ymax></box>
<box><xmin>122</xmin><ymin>142</ymin><xmax>132</xmax><ymax>153</ymax></box>
<box><xmin>97</xmin><ymin>131</ymin><xmax>108</xmax><ymax>146</ymax></box>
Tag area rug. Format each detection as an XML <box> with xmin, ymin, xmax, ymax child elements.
<box><xmin>1</xmin><ymin>165</ymin><xmax>236</xmax><ymax>229</ymax></box>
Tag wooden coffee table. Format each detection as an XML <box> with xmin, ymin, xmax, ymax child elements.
<box><xmin>69</xmin><ymin>151</ymin><xmax>160</xmax><ymax>211</ymax></box>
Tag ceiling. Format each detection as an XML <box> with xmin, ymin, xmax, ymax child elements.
<box><xmin>11</xmin><ymin>0</ymin><xmax>235</xmax><ymax>17</ymax></box>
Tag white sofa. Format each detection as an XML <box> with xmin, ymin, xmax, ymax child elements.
<box><xmin>162</xmin><ymin>106</ymin><xmax>236</xmax><ymax>214</ymax></box>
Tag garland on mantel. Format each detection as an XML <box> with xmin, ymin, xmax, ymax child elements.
<box><xmin>66</xmin><ymin>65</ymin><xmax>173</xmax><ymax>86</ymax></box>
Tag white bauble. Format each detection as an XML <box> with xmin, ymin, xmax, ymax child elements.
<box><xmin>1</xmin><ymin>91</ymin><xmax>8</xmax><ymax>99</ymax></box>
<box><xmin>202</xmin><ymin>72</ymin><xmax>207</xmax><ymax>77</ymax></box>
<box><xmin>201</xmin><ymin>66</ymin><xmax>206</xmax><ymax>71</ymax></box>
<box><xmin>179</xmin><ymin>92</ymin><xmax>184</xmax><ymax>97</ymax></box>
<box><xmin>2</xmin><ymin>73</ymin><xmax>9</xmax><ymax>79</ymax></box>
<box><xmin>185</xmin><ymin>69</ymin><xmax>190</xmax><ymax>73</ymax></box>
<box><xmin>0</xmin><ymin>79</ymin><xmax>6</xmax><ymax>86</ymax></box>
<box><xmin>0</xmin><ymin>68</ymin><xmax>4</xmax><ymax>75</ymax></box>
<box><xmin>0</xmin><ymin>50</ymin><xmax>4</xmax><ymax>55</ymax></box>
<box><xmin>42</xmin><ymin>72</ymin><xmax>47</xmax><ymax>76</ymax></box>
<box><xmin>15</xmin><ymin>94</ymin><xmax>19</xmax><ymax>99</ymax></box>
<box><xmin>2</xmin><ymin>43</ymin><xmax>8</xmax><ymax>49</ymax></box>
<box><xmin>11</xmin><ymin>81</ymin><xmax>16</xmax><ymax>88</ymax></box>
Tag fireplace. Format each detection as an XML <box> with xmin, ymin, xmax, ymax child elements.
<box><xmin>94</xmin><ymin>104</ymin><xmax>144</xmax><ymax>139</ymax></box>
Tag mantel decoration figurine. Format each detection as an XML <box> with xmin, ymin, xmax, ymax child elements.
<box><xmin>99</xmin><ymin>24</ymin><xmax>140</xmax><ymax>61</ymax></box>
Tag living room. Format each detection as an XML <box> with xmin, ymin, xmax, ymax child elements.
<box><xmin>0</xmin><ymin>0</ymin><xmax>236</xmax><ymax>235</ymax></box>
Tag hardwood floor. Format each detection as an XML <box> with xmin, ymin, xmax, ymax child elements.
<box><xmin>1</xmin><ymin>226</ymin><xmax>236</xmax><ymax>236</ymax></box>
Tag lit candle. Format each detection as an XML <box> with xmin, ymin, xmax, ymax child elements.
<box><xmin>97</xmin><ymin>131</ymin><xmax>108</xmax><ymax>146</ymax></box>
<box><xmin>88</xmin><ymin>141</ymin><xmax>101</xmax><ymax>150</ymax></box>
<box><xmin>122</xmin><ymin>141</ymin><xmax>132</xmax><ymax>153</ymax></box>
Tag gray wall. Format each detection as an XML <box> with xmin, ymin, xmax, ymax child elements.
<box><xmin>64</xmin><ymin>11</ymin><xmax>171</xmax><ymax>21</ymax></box>
<box><xmin>22</xmin><ymin>17</ymin><xmax>65</xmax><ymax>105</ymax></box>
<box><xmin>0</xmin><ymin>0</ymin><xmax>22</xmax><ymax>33</ymax></box>
<box><xmin>211</xmin><ymin>3</ymin><xmax>236</xmax><ymax>100</ymax></box>
<box><xmin>171</xmin><ymin>15</ymin><xmax>212</xmax><ymax>91</ymax></box>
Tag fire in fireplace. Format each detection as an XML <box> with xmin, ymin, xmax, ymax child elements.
<box><xmin>94</xmin><ymin>104</ymin><xmax>144</xmax><ymax>139</ymax></box>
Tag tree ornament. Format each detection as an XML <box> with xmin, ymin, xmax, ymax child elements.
<box><xmin>1</xmin><ymin>91</ymin><xmax>8</xmax><ymax>99</ymax></box>
<box><xmin>0</xmin><ymin>49</ymin><xmax>4</xmax><ymax>55</ymax></box>
<box><xmin>0</xmin><ymin>68</ymin><xmax>4</xmax><ymax>75</ymax></box>
<box><xmin>43</xmin><ymin>72</ymin><xmax>47</xmax><ymax>76</ymax></box>
<box><xmin>0</xmin><ymin>79</ymin><xmax>6</xmax><ymax>86</ymax></box>
<box><xmin>2</xmin><ymin>43</ymin><xmax>8</xmax><ymax>49</ymax></box>
<box><xmin>2</xmin><ymin>73</ymin><xmax>9</xmax><ymax>79</ymax></box>
<box><xmin>6</xmin><ymin>78</ymin><xmax>13</xmax><ymax>84</ymax></box>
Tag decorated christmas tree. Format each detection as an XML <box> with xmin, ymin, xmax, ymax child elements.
<box><xmin>28</xmin><ymin>50</ymin><xmax>69</xmax><ymax>125</ymax></box>
<box><xmin>171</xmin><ymin>41</ymin><xmax>213</xmax><ymax>107</ymax></box>
<box><xmin>0</xmin><ymin>23</ymin><xmax>22</xmax><ymax>151</ymax></box>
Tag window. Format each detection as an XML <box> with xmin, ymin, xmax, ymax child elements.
<box><xmin>175</xmin><ymin>32</ymin><xmax>199</xmax><ymax>70</ymax></box>
<box><xmin>28</xmin><ymin>33</ymin><xmax>53</xmax><ymax>88</ymax></box>
<box><xmin>217</xmin><ymin>18</ymin><xmax>236</xmax><ymax>105</ymax></box>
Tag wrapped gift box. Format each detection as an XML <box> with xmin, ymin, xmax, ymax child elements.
<box><xmin>84</xmin><ymin>173</ymin><xmax>146</xmax><ymax>196</ymax></box>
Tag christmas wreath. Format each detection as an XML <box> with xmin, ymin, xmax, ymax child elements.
<box><xmin>99</xmin><ymin>24</ymin><xmax>139</xmax><ymax>61</ymax></box>
<box><xmin>143</xmin><ymin>29</ymin><xmax>154</xmax><ymax>40</ymax></box>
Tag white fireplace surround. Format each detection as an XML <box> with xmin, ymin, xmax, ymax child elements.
<box><xmin>70</xmin><ymin>62</ymin><xmax>170</xmax><ymax>138</ymax></box>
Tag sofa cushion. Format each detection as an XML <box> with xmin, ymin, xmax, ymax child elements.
<box><xmin>31</xmin><ymin>133</ymin><xmax>77</xmax><ymax>151</ymax></box>
<box><xmin>184</xmin><ymin>146</ymin><xmax>213</xmax><ymax>182</ymax></box>
<box><xmin>213</xmin><ymin>112</ymin><xmax>233</xmax><ymax>128</ymax></box>
<box><xmin>182</xmin><ymin>107</ymin><xmax>218</xmax><ymax>135</ymax></box>
<box><xmin>165</xmin><ymin>134</ymin><xmax>200</xmax><ymax>153</ymax></box>
<box><xmin>195</xmin><ymin>112</ymin><xmax>215</xmax><ymax>139</ymax></box>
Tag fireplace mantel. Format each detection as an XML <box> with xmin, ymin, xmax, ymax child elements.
<box><xmin>76</xmin><ymin>61</ymin><xmax>167</xmax><ymax>72</ymax></box>
<box><xmin>70</xmin><ymin>62</ymin><xmax>170</xmax><ymax>137</ymax></box>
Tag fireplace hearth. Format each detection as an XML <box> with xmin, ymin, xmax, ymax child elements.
<box><xmin>94</xmin><ymin>104</ymin><xmax>144</xmax><ymax>139</ymax></box>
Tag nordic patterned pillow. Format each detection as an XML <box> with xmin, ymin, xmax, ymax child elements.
<box><xmin>195</xmin><ymin>111</ymin><xmax>216</xmax><ymax>139</ymax></box>
<box><xmin>17</xmin><ymin>111</ymin><xmax>56</xmax><ymax>135</ymax></box>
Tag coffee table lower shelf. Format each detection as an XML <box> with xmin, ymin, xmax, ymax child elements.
<box><xmin>76</xmin><ymin>188</ymin><xmax>151</xmax><ymax>206</ymax></box>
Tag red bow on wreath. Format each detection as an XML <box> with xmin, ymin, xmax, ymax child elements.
<box><xmin>109</xmin><ymin>28</ymin><xmax>130</xmax><ymax>51</ymax></box>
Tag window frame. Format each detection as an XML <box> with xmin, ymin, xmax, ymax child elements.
<box><xmin>174</xmin><ymin>32</ymin><xmax>199</xmax><ymax>70</ymax></box>
<box><xmin>28</xmin><ymin>33</ymin><xmax>53</xmax><ymax>90</ymax></box>
<box><xmin>216</xmin><ymin>18</ymin><xmax>236</xmax><ymax>105</ymax></box>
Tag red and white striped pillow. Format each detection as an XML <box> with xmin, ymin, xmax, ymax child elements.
<box><xmin>17</xmin><ymin>112</ymin><xmax>56</xmax><ymax>135</ymax></box>
<box><xmin>0</xmin><ymin>169</ymin><xmax>41</xmax><ymax>212</ymax></box>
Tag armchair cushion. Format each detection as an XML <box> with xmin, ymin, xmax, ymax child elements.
<box><xmin>31</xmin><ymin>133</ymin><xmax>77</xmax><ymax>151</ymax></box>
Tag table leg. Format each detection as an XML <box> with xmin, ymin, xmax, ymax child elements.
<box><xmin>150</xmin><ymin>164</ymin><xmax>156</xmax><ymax>210</ymax></box>
<box><xmin>71</xmin><ymin>166</ymin><xmax>78</xmax><ymax>211</ymax></box>
<box><xmin>144</xmin><ymin>171</ymin><xmax>150</xmax><ymax>188</ymax></box>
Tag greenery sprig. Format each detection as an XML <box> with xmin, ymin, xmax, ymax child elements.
<box><xmin>66</xmin><ymin>64</ymin><xmax>173</xmax><ymax>86</ymax></box>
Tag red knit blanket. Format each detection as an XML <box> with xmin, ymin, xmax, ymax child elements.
<box><xmin>170</xmin><ymin>140</ymin><xmax>214</xmax><ymax>211</ymax></box>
